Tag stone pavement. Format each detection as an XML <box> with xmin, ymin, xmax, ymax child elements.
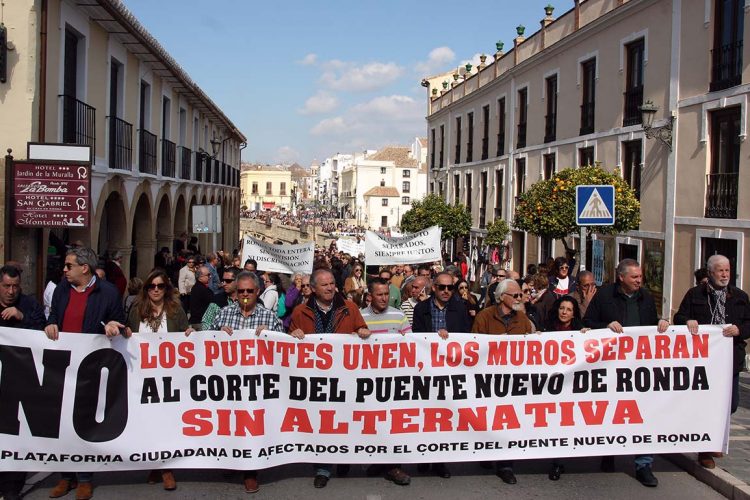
<box><xmin>667</xmin><ymin>371</ymin><xmax>750</xmax><ymax>499</ymax></box>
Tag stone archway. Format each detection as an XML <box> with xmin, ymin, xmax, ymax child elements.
<box><xmin>131</xmin><ymin>194</ymin><xmax>154</xmax><ymax>279</ymax></box>
<box><xmin>98</xmin><ymin>190</ymin><xmax>129</xmax><ymax>274</ymax></box>
<box><xmin>155</xmin><ymin>193</ymin><xmax>173</xmax><ymax>254</ymax></box>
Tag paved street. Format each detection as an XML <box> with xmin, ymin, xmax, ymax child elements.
<box><xmin>19</xmin><ymin>456</ymin><xmax>722</xmax><ymax>499</ymax></box>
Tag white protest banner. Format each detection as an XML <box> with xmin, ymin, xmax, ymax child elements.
<box><xmin>0</xmin><ymin>326</ymin><xmax>731</xmax><ymax>471</ymax></box>
<box><xmin>365</xmin><ymin>225</ymin><xmax>442</xmax><ymax>265</ymax></box>
<box><xmin>240</xmin><ymin>235</ymin><xmax>313</xmax><ymax>274</ymax></box>
<box><xmin>337</xmin><ymin>238</ymin><xmax>365</xmax><ymax>257</ymax></box>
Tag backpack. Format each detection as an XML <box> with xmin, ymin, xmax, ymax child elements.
<box><xmin>277</xmin><ymin>292</ymin><xmax>286</xmax><ymax>318</ymax></box>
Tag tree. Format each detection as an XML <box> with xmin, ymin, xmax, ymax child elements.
<box><xmin>484</xmin><ymin>218</ymin><xmax>510</xmax><ymax>247</ymax></box>
<box><xmin>400</xmin><ymin>194</ymin><xmax>472</xmax><ymax>240</ymax></box>
<box><xmin>512</xmin><ymin>165</ymin><xmax>640</xmax><ymax>253</ymax></box>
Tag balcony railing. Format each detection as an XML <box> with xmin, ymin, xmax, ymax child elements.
<box><xmin>705</xmin><ymin>172</ymin><xmax>738</xmax><ymax>219</ymax></box>
<box><xmin>194</xmin><ymin>152</ymin><xmax>204</xmax><ymax>182</ymax></box>
<box><xmin>466</xmin><ymin>142</ymin><xmax>473</xmax><ymax>163</ymax></box>
<box><xmin>439</xmin><ymin>150</ymin><xmax>444</xmax><ymax>168</ymax></box>
<box><xmin>179</xmin><ymin>146</ymin><xmax>192</xmax><ymax>180</ymax></box>
<box><xmin>205</xmin><ymin>156</ymin><xmax>212</xmax><ymax>182</ymax></box>
<box><xmin>580</xmin><ymin>101</ymin><xmax>595</xmax><ymax>135</ymax></box>
<box><xmin>497</xmin><ymin>133</ymin><xmax>505</xmax><ymax>156</ymax></box>
<box><xmin>544</xmin><ymin>114</ymin><xmax>557</xmax><ymax>143</ymax></box>
<box><xmin>138</xmin><ymin>129</ymin><xmax>157</xmax><ymax>175</ymax></box>
<box><xmin>107</xmin><ymin>116</ymin><xmax>132</xmax><ymax>170</ymax></box>
<box><xmin>454</xmin><ymin>145</ymin><xmax>461</xmax><ymax>164</ymax></box>
<box><xmin>711</xmin><ymin>41</ymin><xmax>743</xmax><ymax>92</ymax></box>
<box><xmin>481</xmin><ymin>137</ymin><xmax>489</xmax><ymax>160</ymax></box>
<box><xmin>623</xmin><ymin>85</ymin><xmax>643</xmax><ymax>126</ymax></box>
<box><xmin>61</xmin><ymin>95</ymin><xmax>96</xmax><ymax>150</ymax></box>
<box><xmin>161</xmin><ymin>139</ymin><xmax>176</xmax><ymax>178</ymax></box>
<box><xmin>213</xmin><ymin>159</ymin><xmax>220</xmax><ymax>183</ymax></box>
<box><xmin>517</xmin><ymin>122</ymin><xmax>527</xmax><ymax>149</ymax></box>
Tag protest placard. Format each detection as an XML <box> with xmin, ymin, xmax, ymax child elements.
<box><xmin>337</xmin><ymin>238</ymin><xmax>365</xmax><ymax>257</ymax></box>
<box><xmin>0</xmin><ymin>326</ymin><xmax>730</xmax><ymax>471</ymax></box>
<box><xmin>240</xmin><ymin>235</ymin><xmax>313</xmax><ymax>274</ymax></box>
<box><xmin>364</xmin><ymin>226</ymin><xmax>442</xmax><ymax>265</ymax></box>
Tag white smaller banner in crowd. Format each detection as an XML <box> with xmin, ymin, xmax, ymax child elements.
<box><xmin>337</xmin><ymin>238</ymin><xmax>365</xmax><ymax>257</ymax></box>
<box><xmin>365</xmin><ymin>225</ymin><xmax>442</xmax><ymax>265</ymax></box>
<box><xmin>240</xmin><ymin>235</ymin><xmax>314</xmax><ymax>274</ymax></box>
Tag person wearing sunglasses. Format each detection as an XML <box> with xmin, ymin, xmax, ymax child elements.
<box><xmin>549</xmin><ymin>256</ymin><xmax>577</xmax><ymax>298</ymax></box>
<box><xmin>472</xmin><ymin>278</ymin><xmax>534</xmax><ymax>486</ymax></box>
<box><xmin>45</xmin><ymin>247</ymin><xmax>127</xmax><ymax>500</ymax></box>
<box><xmin>199</xmin><ymin>267</ymin><xmax>240</xmax><ymax>331</ymax></box>
<box><xmin>124</xmin><ymin>269</ymin><xmax>190</xmax><ymax>491</ymax></box>
<box><xmin>283</xmin><ymin>273</ymin><xmax>311</xmax><ymax>330</ymax></box>
<box><xmin>207</xmin><ymin>271</ymin><xmax>282</xmax><ymax>495</ymax></box>
<box><xmin>411</xmin><ymin>272</ymin><xmax>472</xmax><ymax>480</ymax></box>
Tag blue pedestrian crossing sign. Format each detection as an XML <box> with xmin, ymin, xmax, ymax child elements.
<box><xmin>576</xmin><ymin>185</ymin><xmax>615</xmax><ymax>226</ymax></box>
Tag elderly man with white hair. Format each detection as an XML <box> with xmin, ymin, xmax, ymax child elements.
<box><xmin>471</xmin><ymin>278</ymin><xmax>534</xmax><ymax>485</ymax></box>
<box><xmin>674</xmin><ymin>254</ymin><xmax>750</xmax><ymax>469</ymax></box>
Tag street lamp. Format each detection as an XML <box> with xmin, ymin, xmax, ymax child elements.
<box><xmin>639</xmin><ymin>100</ymin><xmax>674</xmax><ymax>151</ymax></box>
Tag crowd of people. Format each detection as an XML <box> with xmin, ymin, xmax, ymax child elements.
<box><xmin>242</xmin><ymin>209</ymin><xmax>366</xmax><ymax>235</ymax></box>
<box><xmin>0</xmin><ymin>238</ymin><xmax>747</xmax><ymax>499</ymax></box>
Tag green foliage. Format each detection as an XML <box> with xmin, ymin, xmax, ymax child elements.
<box><xmin>484</xmin><ymin>218</ymin><xmax>510</xmax><ymax>247</ymax></box>
<box><xmin>512</xmin><ymin>165</ymin><xmax>640</xmax><ymax>241</ymax></box>
<box><xmin>400</xmin><ymin>194</ymin><xmax>472</xmax><ymax>240</ymax></box>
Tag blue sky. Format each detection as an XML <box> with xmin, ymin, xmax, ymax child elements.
<box><xmin>123</xmin><ymin>0</ymin><xmax>574</xmax><ymax>166</ymax></box>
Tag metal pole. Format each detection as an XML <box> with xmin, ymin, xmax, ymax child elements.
<box><xmin>579</xmin><ymin>226</ymin><xmax>587</xmax><ymax>272</ymax></box>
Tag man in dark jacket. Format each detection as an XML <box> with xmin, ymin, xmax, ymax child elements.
<box><xmin>411</xmin><ymin>271</ymin><xmax>472</xmax><ymax>479</ymax></box>
<box><xmin>0</xmin><ymin>264</ymin><xmax>45</xmax><ymax>500</ymax></box>
<box><xmin>189</xmin><ymin>266</ymin><xmax>215</xmax><ymax>330</ymax></box>
<box><xmin>44</xmin><ymin>247</ymin><xmax>126</xmax><ymax>500</ymax></box>
<box><xmin>673</xmin><ymin>254</ymin><xmax>750</xmax><ymax>469</ymax></box>
<box><xmin>584</xmin><ymin>258</ymin><xmax>669</xmax><ymax>488</ymax></box>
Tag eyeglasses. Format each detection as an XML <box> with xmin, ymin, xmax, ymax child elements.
<box><xmin>221</xmin><ymin>278</ymin><xmax>235</xmax><ymax>283</ymax></box>
<box><xmin>522</xmin><ymin>289</ymin><xmax>532</xmax><ymax>294</ymax></box>
<box><xmin>301</xmin><ymin>284</ymin><xmax>311</xmax><ymax>288</ymax></box>
<box><xmin>495</xmin><ymin>274</ymin><xmax>506</xmax><ymax>278</ymax></box>
<box><xmin>559</xmin><ymin>265</ymin><xmax>569</xmax><ymax>270</ymax></box>
<box><xmin>435</xmin><ymin>284</ymin><xmax>455</xmax><ymax>291</ymax></box>
<box><xmin>503</xmin><ymin>292</ymin><xmax>524</xmax><ymax>299</ymax></box>
<box><xmin>458</xmin><ymin>285</ymin><xmax>468</xmax><ymax>289</ymax></box>
<box><xmin>146</xmin><ymin>283</ymin><xmax>166</xmax><ymax>291</ymax></box>
<box><xmin>64</xmin><ymin>262</ymin><xmax>80</xmax><ymax>270</ymax></box>
<box><xmin>237</xmin><ymin>288</ymin><xmax>256</xmax><ymax>294</ymax></box>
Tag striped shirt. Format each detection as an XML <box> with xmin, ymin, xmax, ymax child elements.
<box><xmin>361</xmin><ymin>305</ymin><xmax>412</xmax><ymax>335</ymax></box>
<box><xmin>400</xmin><ymin>298</ymin><xmax>418</xmax><ymax>325</ymax></box>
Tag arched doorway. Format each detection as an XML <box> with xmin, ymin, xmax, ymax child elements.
<box><xmin>130</xmin><ymin>194</ymin><xmax>154</xmax><ymax>279</ymax></box>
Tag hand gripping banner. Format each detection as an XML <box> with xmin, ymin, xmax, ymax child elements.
<box><xmin>0</xmin><ymin>326</ymin><xmax>731</xmax><ymax>471</ymax></box>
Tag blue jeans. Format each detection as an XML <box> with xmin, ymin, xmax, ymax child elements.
<box><xmin>313</xmin><ymin>464</ymin><xmax>331</xmax><ymax>478</ymax></box>
<box><xmin>634</xmin><ymin>455</ymin><xmax>653</xmax><ymax>470</ymax></box>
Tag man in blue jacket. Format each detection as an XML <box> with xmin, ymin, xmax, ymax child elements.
<box><xmin>44</xmin><ymin>247</ymin><xmax>126</xmax><ymax>500</ymax></box>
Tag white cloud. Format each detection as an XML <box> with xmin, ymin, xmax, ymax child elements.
<box><xmin>351</xmin><ymin>95</ymin><xmax>421</xmax><ymax>121</ymax></box>
<box><xmin>415</xmin><ymin>46</ymin><xmax>456</xmax><ymax>75</ymax></box>
<box><xmin>298</xmin><ymin>53</ymin><xmax>317</xmax><ymax>66</ymax></box>
<box><xmin>459</xmin><ymin>53</ymin><xmax>484</xmax><ymax>73</ymax></box>
<box><xmin>299</xmin><ymin>91</ymin><xmax>339</xmax><ymax>115</ymax></box>
<box><xmin>319</xmin><ymin>62</ymin><xmax>403</xmax><ymax>92</ymax></box>
<box><xmin>310</xmin><ymin>116</ymin><xmax>348</xmax><ymax>136</ymax></box>
<box><xmin>276</xmin><ymin>146</ymin><xmax>300</xmax><ymax>163</ymax></box>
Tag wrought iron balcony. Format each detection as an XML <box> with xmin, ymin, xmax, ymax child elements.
<box><xmin>580</xmin><ymin>101</ymin><xmax>595</xmax><ymax>135</ymax></box>
<box><xmin>138</xmin><ymin>129</ymin><xmax>157</xmax><ymax>175</ymax></box>
<box><xmin>108</xmin><ymin>116</ymin><xmax>132</xmax><ymax>170</ymax></box>
<box><xmin>61</xmin><ymin>95</ymin><xmax>96</xmax><ymax>150</ymax></box>
<box><xmin>623</xmin><ymin>85</ymin><xmax>643</xmax><ymax>126</ymax></box>
<box><xmin>194</xmin><ymin>151</ymin><xmax>204</xmax><ymax>182</ymax></box>
<box><xmin>705</xmin><ymin>172</ymin><xmax>738</xmax><ymax>219</ymax></box>
<box><xmin>179</xmin><ymin>146</ymin><xmax>192</xmax><ymax>180</ymax></box>
<box><xmin>161</xmin><ymin>139</ymin><xmax>176</xmax><ymax>178</ymax></box>
<box><xmin>517</xmin><ymin>122</ymin><xmax>527</xmax><ymax>149</ymax></box>
<box><xmin>711</xmin><ymin>41</ymin><xmax>743</xmax><ymax>92</ymax></box>
<box><xmin>544</xmin><ymin>113</ymin><xmax>557</xmax><ymax>143</ymax></box>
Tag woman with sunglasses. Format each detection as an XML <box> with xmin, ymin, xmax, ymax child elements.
<box><xmin>517</xmin><ymin>278</ymin><xmax>540</xmax><ymax>331</ymax></box>
<box><xmin>456</xmin><ymin>279</ymin><xmax>480</xmax><ymax>317</ymax></box>
<box><xmin>125</xmin><ymin>269</ymin><xmax>192</xmax><ymax>491</ymax></box>
<box><xmin>544</xmin><ymin>295</ymin><xmax>589</xmax><ymax>481</ymax></box>
<box><xmin>549</xmin><ymin>256</ymin><xmax>577</xmax><ymax>298</ymax></box>
<box><xmin>343</xmin><ymin>265</ymin><xmax>366</xmax><ymax>296</ymax></box>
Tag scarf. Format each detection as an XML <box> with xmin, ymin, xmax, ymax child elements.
<box><xmin>707</xmin><ymin>282</ymin><xmax>727</xmax><ymax>325</ymax></box>
<box><xmin>313</xmin><ymin>302</ymin><xmax>335</xmax><ymax>333</ymax></box>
